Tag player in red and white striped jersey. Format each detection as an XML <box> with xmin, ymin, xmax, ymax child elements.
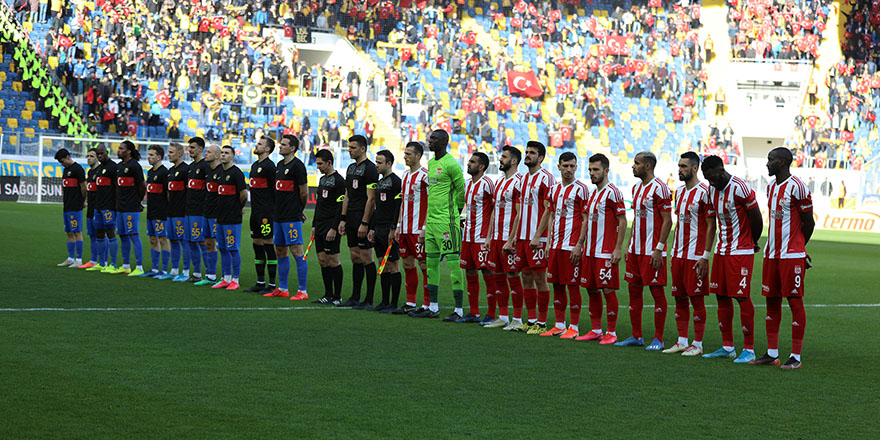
<box><xmin>505</xmin><ymin>141</ymin><xmax>556</xmax><ymax>334</ymax></box>
<box><xmin>752</xmin><ymin>147</ymin><xmax>815</xmax><ymax>369</ymax></box>
<box><xmin>482</xmin><ymin>146</ymin><xmax>523</xmax><ymax>328</ymax></box>
<box><xmin>572</xmin><ymin>154</ymin><xmax>626</xmax><ymax>344</ymax></box>
<box><xmin>531</xmin><ymin>152</ymin><xmax>589</xmax><ymax>339</ymax></box>
<box><xmin>395</xmin><ymin>142</ymin><xmax>430</xmax><ymax>314</ymax></box>
<box><xmin>663</xmin><ymin>152</ymin><xmax>715</xmax><ymax>357</ymax></box>
<box><xmin>617</xmin><ymin>152</ymin><xmax>673</xmax><ymax>351</ymax></box>
<box><xmin>459</xmin><ymin>152</ymin><xmax>496</xmax><ymax>323</ymax></box>
<box><xmin>699</xmin><ymin>155</ymin><xmax>763</xmax><ymax>363</ymax></box>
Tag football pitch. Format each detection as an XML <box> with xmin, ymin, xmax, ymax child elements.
<box><xmin>1</xmin><ymin>203</ymin><xmax>878</xmax><ymax>438</ymax></box>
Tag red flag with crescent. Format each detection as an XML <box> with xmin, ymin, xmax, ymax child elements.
<box><xmin>506</xmin><ymin>70</ymin><xmax>543</xmax><ymax>98</ymax></box>
<box><xmin>605</xmin><ymin>35</ymin><xmax>628</xmax><ymax>55</ymax></box>
<box><xmin>672</xmin><ymin>106</ymin><xmax>684</xmax><ymax>121</ymax></box>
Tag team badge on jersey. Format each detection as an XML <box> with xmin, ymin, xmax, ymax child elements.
<box><xmin>443</xmin><ymin>232</ymin><xmax>450</xmax><ymax>240</ymax></box>
<box><xmin>436</xmin><ymin>168</ymin><xmax>442</xmax><ymax>175</ymax></box>
<box><xmin>322</xmin><ymin>189</ymin><xmax>328</xmax><ymax>198</ymax></box>
<box><xmin>380</xmin><ymin>193</ymin><xmax>386</xmax><ymax>201</ymax></box>
<box><xmin>741</xmin><ymin>267</ymin><xmax>749</xmax><ymax>276</ymax></box>
<box><xmin>67</xmin><ymin>171</ymin><xmax>71</xmax><ymax>177</ymax></box>
<box><xmin>353</xmin><ymin>179</ymin><xmax>358</xmax><ymax>189</ymax></box>
<box><xmin>794</xmin><ymin>265</ymin><xmax>802</xmax><ymax>274</ymax></box>
<box><xmin>226</xmin><ymin>175</ymin><xmax>230</xmax><ymax>181</ymax></box>
<box><xmin>285</xmin><ymin>169</ymin><xmax>289</xmax><ymax>175</ymax></box>
<box><xmin>257</xmin><ymin>167</ymin><xmax>262</xmax><ymax>173</ymax></box>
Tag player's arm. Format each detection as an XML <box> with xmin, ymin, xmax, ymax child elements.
<box><xmin>612</xmin><ymin>213</ymin><xmax>627</xmax><ymax>264</ymax></box>
<box><xmin>746</xmin><ymin>205</ymin><xmax>763</xmax><ymax>251</ymax></box>
<box><xmin>360</xmin><ymin>184</ymin><xmax>376</xmax><ymax>238</ymax></box>
<box><xmin>571</xmin><ymin>212</ymin><xmax>588</xmax><ymax>265</ymax></box>
<box><xmin>695</xmin><ymin>216</ymin><xmax>716</xmax><ymax>279</ymax></box>
<box><xmin>338</xmin><ymin>188</ymin><xmax>349</xmax><ymax>235</ymax></box>
<box><xmin>650</xmin><ymin>209</ymin><xmax>672</xmax><ymax>269</ymax></box>
<box><xmin>531</xmin><ymin>199</ymin><xmax>551</xmax><ymax>249</ymax></box>
<box><xmin>504</xmin><ymin>201</ymin><xmax>521</xmax><ymax>252</ymax></box>
<box><xmin>389</xmin><ymin>181</ymin><xmax>402</xmax><ymax>242</ymax></box>
<box><xmin>79</xmin><ymin>180</ymin><xmax>87</xmax><ymax>201</ymax></box>
<box><xmin>296</xmin><ymin>162</ymin><xmax>308</xmax><ymax>220</ymax></box>
<box><xmin>452</xmin><ymin>164</ymin><xmax>466</xmax><ymax>215</ymax></box>
<box><xmin>483</xmin><ymin>210</ymin><xmax>496</xmax><ymax>251</ymax></box>
<box><xmin>136</xmin><ymin>170</ymin><xmax>147</xmax><ymax>200</ymax></box>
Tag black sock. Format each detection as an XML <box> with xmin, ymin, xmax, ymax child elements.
<box><xmin>321</xmin><ymin>266</ymin><xmax>333</xmax><ymax>299</ymax></box>
<box><xmin>363</xmin><ymin>262</ymin><xmax>377</xmax><ymax>304</ymax></box>
<box><xmin>253</xmin><ymin>243</ymin><xmax>266</xmax><ymax>283</ymax></box>
<box><xmin>351</xmin><ymin>262</ymin><xmax>364</xmax><ymax>302</ymax></box>
<box><xmin>333</xmin><ymin>265</ymin><xmax>343</xmax><ymax>301</ymax></box>
<box><xmin>264</xmin><ymin>244</ymin><xmax>277</xmax><ymax>285</ymax></box>
<box><xmin>380</xmin><ymin>272</ymin><xmax>391</xmax><ymax>305</ymax></box>
<box><xmin>390</xmin><ymin>272</ymin><xmax>402</xmax><ymax>308</ymax></box>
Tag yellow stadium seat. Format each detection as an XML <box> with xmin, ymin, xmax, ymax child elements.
<box><xmin>38</xmin><ymin>120</ymin><xmax>49</xmax><ymax>129</ymax></box>
<box><xmin>475</xmin><ymin>7</ymin><xmax>483</xmax><ymax>16</ymax></box>
<box><xmin>149</xmin><ymin>81</ymin><xmax>159</xmax><ymax>91</ymax></box>
<box><xmin>21</xmin><ymin>110</ymin><xmax>32</xmax><ymax>120</ymax></box>
<box><xmin>0</xmin><ymin>99</ymin><xmax>4</xmax><ymax>109</ymax></box>
<box><xmin>547</xmin><ymin>146</ymin><xmax>556</xmax><ymax>157</ymax></box>
<box><xmin>47</xmin><ymin>57</ymin><xmax>58</xmax><ymax>69</ymax></box>
<box><xmin>12</xmin><ymin>81</ymin><xmax>22</xmax><ymax>92</ymax></box>
<box><xmin>142</xmin><ymin>102</ymin><xmax>150</xmax><ymax>112</ymax></box>
<box><xmin>170</xmin><ymin>109</ymin><xmax>181</xmax><ymax>121</ymax></box>
<box><xmin>10</xmin><ymin>135</ymin><xmax>16</xmax><ymax>146</ymax></box>
<box><xmin>0</xmin><ymin>72</ymin><xmax>5</xmax><ymax>82</ymax></box>
<box><xmin>187</xmin><ymin>119</ymin><xmax>198</xmax><ymax>130</ymax></box>
<box><xmin>24</xmin><ymin>127</ymin><xmax>34</xmax><ymax>137</ymax></box>
<box><xmin>191</xmin><ymin>102</ymin><xmax>201</xmax><ymax>113</ymax></box>
<box><xmin>25</xmin><ymin>101</ymin><xmax>35</xmax><ymax>111</ymax></box>
<box><xmin>7</xmin><ymin>118</ymin><xmax>17</xmax><ymax>129</ymax></box>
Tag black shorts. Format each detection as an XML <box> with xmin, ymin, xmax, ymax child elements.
<box><xmin>372</xmin><ymin>226</ymin><xmax>399</xmax><ymax>262</ymax></box>
<box><xmin>314</xmin><ymin>223</ymin><xmax>341</xmax><ymax>255</ymax></box>
<box><xmin>345</xmin><ymin>222</ymin><xmax>373</xmax><ymax>249</ymax></box>
<box><xmin>249</xmin><ymin>212</ymin><xmax>274</xmax><ymax>239</ymax></box>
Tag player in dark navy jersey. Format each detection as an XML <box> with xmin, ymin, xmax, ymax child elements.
<box><xmin>93</xmin><ymin>145</ymin><xmax>120</xmax><ymax>273</ymax></box>
<box><xmin>81</xmin><ymin>148</ymin><xmax>102</xmax><ymax>269</ymax></box>
<box><xmin>211</xmin><ymin>146</ymin><xmax>249</xmax><ymax>291</ymax></box>
<box><xmin>195</xmin><ymin>145</ymin><xmax>222</xmax><ymax>286</ymax></box>
<box><xmin>184</xmin><ymin>137</ymin><xmax>210</xmax><ymax>283</ymax></box>
<box><xmin>115</xmin><ymin>140</ymin><xmax>146</xmax><ymax>276</ymax></box>
<box><xmin>143</xmin><ymin>145</ymin><xmax>171</xmax><ymax>278</ymax></box>
<box><xmin>161</xmin><ymin>142</ymin><xmax>191</xmax><ymax>281</ymax></box>
<box><xmin>245</xmin><ymin>136</ymin><xmax>278</xmax><ymax>294</ymax></box>
<box><xmin>54</xmin><ymin>148</ymin><xmax>86</xmax><ymax>268</ymax></box>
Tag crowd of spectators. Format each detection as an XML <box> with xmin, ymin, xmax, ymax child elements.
<box><xmin>726</xmin><ymin>0</ymin><xmax>831</xmax><ymax>61</ymax></box>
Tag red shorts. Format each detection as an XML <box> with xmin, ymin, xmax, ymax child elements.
<box><xmin>761</xmin><ymin>257</ymin><xmax>806</xmax><ymax>298</ymax></box>
<box><xmin>514</xmin><ymin>240</ymin><xmax>548</xmax><ymax>272</ymax></box>
<box><xmin>487</xmin><ymin>240</ymin><xmax>518</xmax><ymax>273</ymax></box>
<box><xmin>547</xmin><ymin>249</ymin><xmax>579</xmax><ymax>285</ymax></box>
<box><xmin>709</xmin><ymin>253</ymin><xmax>755</xmax><ymax>298</ymax></box>
<box><xmin>460</xmin><ymin>241</ymin><xmax>489</xmax><ymax>270</ymax></box>
<box><xmin>624</xmin><ymin>253</ymin><xmax>667</xmax><ymax>286</ymax></box>
<box><xmin>580</xmin><ymin>256</ymin><xmax>619</xmax><ymax>290</ymax></box>
<box><xmin>398</xmin><ymin>233</ymin><xmax>425</xmax><ymax>260</ymax></box>
<box><xmin>670</xmin><ymin>257</ymin><xmax>707</xmax><ymax>297</ymax></box>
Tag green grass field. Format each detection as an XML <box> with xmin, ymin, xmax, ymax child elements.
<box><xmin>1</xmin><ymin>203</ymin><xmax>879</xmax><ymax>438</ymax></box>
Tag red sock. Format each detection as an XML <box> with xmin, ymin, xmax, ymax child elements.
<box><xmin>537</xmin><ymin>288</ymin><xmax>550</xmax><ymax>324</ymax></box>
<box><xmin>495</xmin><ymin>273</ymin><xmax>510</xmax><ymax>316</ymax></box>
<box><xmin>524</xmin><ymin>288</ymin><xmax>538</xmax><ymax>322</ymax></box>
<box><xmin>605</xmin><ymin>290</ymin><xmax>619</xmax><ymax>332</ymax></box>
<box><xmin>482</xmin><ymin>271</ymin><xmax>496</xmax><ymax>318</ymax></box>
<box><xmin>466</xmin><ymin>274</ymin><xmax>480</xmax><ymax>316</ymax></box>
<box><xmin>421</xmin><ymin>267</ymin><xmax>430</xmax><ymax>307</ymax></box>
<box><xmin>765</xmin><ymin>297</ymin><xmax>783</xmax><ymax>350</ymax></box>
<box><xmin>568</xmin><ymin>285</ymin><xmax>582</xmax><ymax>327</ymax></box>
<box><xmin>404</xmin><ymin>267</ymin><xmax>418</xmax><ymax>305</ymax></box>
<box><xmin>788</xmin><ymin>296</ymin><xmax>806</xmax><ymax>355</ymax></box>
<box><xmin>509</xmin><ymin>276</ymin><xmax>523</xmax><ymax>319</ymax></box>
<box><xmin>588</xmin><ymin>290</ymin><xmax>603</xmax><ymax>331</ymax></box>
<box><xmin>739</xmin><ymin>297</ymin><xmax>755</xmax><ymax>350</ymax></box>
<box><xmin>717</xmin><ymin>296</ymin><xmax>734</xmax><ymax>347</ymax></box>
<box><xmin>552</xmin><ymin>284</ymin><xmax>567</xmax><ymax>327</ymax></box>
<box><xmin>692</xmin><ymin>295</ymin><xmax>706</xmax><ymax>342</ymax></box>
<box><xmin>649</xmin><ymin>286</ymin><xmax>667</xmax><ymax>341</ymax></box>
<box><xmin>628</xmin><ymin>284</ymin><xmax>643</xmax><ymax>338</ymax></box>
<box><xmin>674</xmin><ymin>296</ymin><xmax>690</xmax><ymax>340</ymax></box>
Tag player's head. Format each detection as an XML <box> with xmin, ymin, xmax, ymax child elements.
<box><xmin>404</xmin><ymin>141</ymin><xmax>423</xmax><ymax>168</ymax></box>
<box><xmin>54</xmin><ymin>148</ymin><xmax>73</xmax><ymax>167</ymax></box>
<box><xmin>281</xmin><ymin>134</ymin><xmax>299</xmax><ymax>154</ymax></box>
<box><xmin>766</xmin><ymin>147</ymin><xmax>793</xmax><ymax>177</ymax></box>
<box><xmin>500</xmin><ymin>145</ymin><xmax>521</xmax><ymax>172</ymax></box>
<box><xmin>524</xmin><ymin>141</ymin><xmax>546</xmax><ymax>169</ymax></box>
<box><xmin>86</xmin><ymin>148</ymin><xmax>98</xmax><ymax>167</ymax></box>
<box><xmin>632</xmin><ymin>151</ymin><xmax>657</xmax><ymax>179</ymax></box>
<box><xmin>557</xmin><ymin>151</ymin><xmax>577</xmax><ymax>181</ymax></box>
<box><xmin>256</xmin><ymin>135</ymin><xmax>275</xmax><ymax>156</ymax></box>
<box><xmin>205</xmin><ymin>144</ymin><xmax>221</xmax><ymax>163</ymax></box>
<box><xmin>118</xmin><ymin>140</ymin><xmax>139</xmax><ymax>161</ymax></box>
<box><xmin>168</xmin><ymin>142</ymin><xmax>184</xmax><ymax>163</ymax></box>
<box><xmin>467</xmin><ymin>152</ymin><xmax>489</xmax><ymax>177</ymax></box>
<box><xmin>588</xmin><ymin>153</ymin><xmax>610</xmax><ymax>185</ymax></box>
<box><xmin>427</xmin><ymin>130</ymin><xmax>449</xmax><ymax>155</ymax></box>
<box><xmin>95</xmin><ymin>145</ymin><xmax>109</xmax><ymax>163</ymax></box>
<box><xmin>188</xmin><ymin>136</ymin><xmax>205</xmax><ymax>160</ymax></box>
<box><xmin>376</xmin><ymin>150</ymin><xmax>394</xmax><ymax>175</ymax></box>
<box><xmin>315</xmin><ymin>148</ymin><xmax>334</xmax><ymax>175</ymax></box>
<box><xmin>220</xmin><ymin>145</ymin><xmax>235</xmax><ymax>164</ymax></box>
<box><xmin>700</xmin><ymin>155</ymin><xmax>728</xmax><ymax>190</ymax></box>
<box><xmin>348</xmin><ymin>135</ymin><xmax>368</xmax><ymax>160</ymax></box>
<box><xmin>148</xmin><ymin>145</ymin><xmax>164</xmax><ymax>167</ymax></box>
<box><xmin>679</xmin><ymin>151</ymin><xmax>701</xmax><ymax>182</ymax></box>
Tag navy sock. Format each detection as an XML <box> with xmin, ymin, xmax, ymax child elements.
<box><xmin>278</xmin><ymin>256</ymin><xmax>290</xmax><ymax>290</ymax></box>
<box><xmin>66</xmin><ymin>241</ymin><xmax>75</xmax><ymax>259</ymax></box>
<box><xmin>108</xmin><ymin>237</ymin><xmax>119</xmax><ymax>266</ymax></box>
<box><xmin>75</xmin><ymin>240</ymin><xmax>83</xmax><ymax>260</ymax></box>
<box><xmin>189</xmin><ymin>242</ymin><xmax>201</xmax><ymax>274</ymax></box>
<box><xmin>171</xmin><ymin>241</ymin><xmax>181</xmax><ymax>272</ymax></box>
<box><xmin>151</xmin><ymin>248</ymin><xmax>160</xmax><ymax>272</ymax></box>
<box><xmin>295</xmin><ymin>255</ymin><xmax>308</xmax><ymax>291</ymax></box>
<box><xmin>219</xmin><ymin>247</ymin><xmax>231</xmax><ymax>277</ymax></box>
<box><xmin>231</xmin><ymin>250</ymin><xmax>241</xmax><ymax>278</ymax></box>
<box><xmin>89</xmin><ymin>236</ymin><xmax>98</xmax><ymax>263</ymax></box>
<box><xmin>130</xmin><ymin>235</ymin><xmax>143</xmax><ymax>266</ymax></box>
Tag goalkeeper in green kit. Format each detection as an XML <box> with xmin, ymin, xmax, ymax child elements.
<box><xmin>409</xmin><ymin>130</ymin><xmax>466</xmax><ymax>320</ymax></box>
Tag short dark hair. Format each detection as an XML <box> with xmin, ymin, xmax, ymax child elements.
<box><xmin>149</xmin><ymin>145</ymin><xmax>165</xmax><ymax>158</ymax></box>
<box><xmin>701</xmin><ymin>155</ymin><xmax>724</xmax><ymax>171</ymax></box>
<box><xmin>315</xmin><ymin>148</ymin><xmax>334</xmax><ymax>164</ymax></box>
<box><xmin>281</xmin><ymin>134</ymin><xmax>299</xmax><ymax>151</ymax></box>
<box><xmin>188</xmin><ymin>136</ymin><xmax>205</xmax><ymax>149</ymax></box>
<box><xmin>54</xmin><ymin>148</ymin><xmax>70</xmax><ymax>161</ymax></box>
<box><xmin>87</xmin><ymin>147</ymin><xmax>97</xmax><ymax>155</ymax></box>
<box><xmin>558</xmin><ymin>151</ymin><xmax>577</xmax><ymax>164</ymax></box>
<box><xmin>502</xmin><ymin>145</ymin><xmax>521</xmax><ymax>165</ymax></box>
<box><xmin>377</xmin><ymin>149</ymin><xmax>394</xmax><ymax>164</ymax></box>
<box><xmin>121</xmin><ymin>140</ymin><xmax>140</xmax><ymax>160</ymax></box>
<box><xmin>770</xmin><ymin>147</ymin><xmax>793</xmax><ymax>167</ymax></box>
<box><xmin>431</xmin><ymin>129</ymin><xmax>449</xmax><ymax>146</ymax></box>
<box><xmin>589</xmin><ymin>153</ymin><xmax>609</xmax><ymax>169</ymax></box>
<box><xmin>473</xmin><ymin>152</ymin><xmax>489</xmax><ymax>170</ymax></box>
<box><xmin>680</xmin><ymin>151</ymin><xmax>701</xmax><ymax>166</ymax></box>
<box><xmin>349</xmin><ymin>135</ymin><xmax>368</xmax><ymax>149</ymax></box>
<box><xmin>221</xmin><ymin>145</ymin><xmax>235</xmax><ymax>155</ymax></box>
<box><xmin>405</xmin><ymin>141</ymin><xmax>424</xmax><ymax>157</ymax></box>
<box><xmin>526</xmin><ymin>140</ymin><xmax>546</xmax><ymax>158</ymax></box>
<box><xmin>635</xmin><ymin>151</ymin><xmax>657</xmax><ymax>169</ymax></box>
<box><xmin>261</xmin><ymin>135</ymin><xmax>276</xmax><ymax>153</ymax></box>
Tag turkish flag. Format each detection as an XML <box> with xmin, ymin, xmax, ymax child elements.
<box><xmin>493</xmin><ymin>97</ymin><xmax>503</xmax><ymax>109</ymax></box>
<box><xmin>515</xmin><ymin>0</ymin><xmax>527</xmax><ymax>13</ymax></box>
<box><xmin>682</xmin><ymin>94</ymin><xmax>695</xmax><ymax>106</ymax></box>
<box><xmin>556</xmin><ymin>82</ymin><xmax>571</xmax><ymax>95</ymax></box>
<box><xmin>648</xmin><ymin>0</ymin><xmax>661</xmax><ymax>7</ymax></box>
<box><xmin>564</xmin><ymin>65</ymin><xmax>575</xmax><ymax>77</ymax></box>
<box><xmin>127</xmin><ymin>122</ymin><xmax>137</xmax><ymax>135</ymax></box>
<box><xmin>549</xmin><ymin>10</ymin><xmax>561</xmax><ymax>21</ymax></box>
<box><xmin>550</xmin><ymin>132</ymin><xmax>563</xmax><ymax>147</ymax></box>
<box><xmin>220</xmin><ymin>27</ymin><xmax>230</xmax><ymax>37</ymax></box>
<box><xmin>585</xmin><ymin>89</ymin><xmax>596</xmax><ymax>101</ymax></box>
<box><xmin>600</xmin><ymin>64</ymin><xmax>613</xmax><ymax>76</ymax></box>
<box><xmin>156</xmin><ymin>90</ymin><xmax>171</xmax><ymax>108</ymax></box>
<box><xmin>528</xmin><ymin>36</ymin><xmax>542</xmax><ymax>48</ymax></box>
<box><xmin>587</xmin><ymin>58</ymin><xmax>599</xmax><ymax>72</ymax></box>
<box><xmin>842</xmin><ymin>131</ymin><xmax>854</xmax><ymax>142</ymax></box>
<box><xmin>401</xmin><ymin>47</ymin><xmax>412</xmax><ymax>61</ymax></box>
<box><xmin>427</xmin><ymin>25</ymin><xmax>438</xmax><ymax>37</ymax></box>
<box><xmin>561</xmin><ymin>125</ymin><xmax>572</xmax><ymax>140</ymax></box>
<box><xmin>212</xmin><ymin>16</ymin><xmax>225</xmax><ymax>30</ymax></box>
<box><xmin>462</xmin><ymin>101</ymin><xmax>471</xmax><ymax>114</ymax></box>
<box><xmin>284</xmin><ymin>25</ymin><xmax>293</xmax><ymax>37</ymax></box>
<box><xmin>439</xmin><ymin>119</ymin><xmax>452</xmax><ymax>133</ymax></box>
<box><xmin>387</xmin><ymin>71</ymin><xmax>399</xmax><ymax>87</ymax></box>
<box><xmin>872</xmin><ymin>77</ymin><xmax>880</xmax><ymax>88</ymax></box>
<box><xmin>807</xmin><ymin>115</ymin><xmax>818</xmax><ymax>128</ymax></box>
<box><xmin>605</xmin><ymin>35</ymin><xmax>628</xmax><ymax>55</ymax></box>
<box><xmin>97</xmin><ymin>55</ymin><xmax>114</xmax><ymax>64</ymax></box>
<box><xmin>58</xmin><ymin>35</ymin><xmax>74</xmax><ymax>48</ymax></box>
<box><xmin>507</xmin><ymin>70</ymin><xmax>543</xmax><ymax>98</ymax></box>
<box><xmin>672</xmin><ymin>106</ymin><xmax>684</xmax><ymax>121</ymax></box>
<box><xmin>527</xmin><ymin>4</ymin><xmax>537</xmax><ymax>16</ymax></box>
<box><xmin>576</xmin><ymin>66</ymin><xmax>589</xmax><ymax>80</ymax></box>
<box><xmin>199</xmin><ymin>18</ymin><xmax>211</xmax><ymax>33</ymax></box>
<box><xmin>511</xmin><ymin>17</ymin><xmax>522</xmax><ymax>28</ymax></box>
<box><xmin>461</xmin><ymin>32</ymin><xmax>476</xmax><ymax>45</ymax></box>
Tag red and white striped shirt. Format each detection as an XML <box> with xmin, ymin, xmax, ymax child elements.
<box><xmin>764</xmin><ymin>176</ymin><xmax>812</xmax><ymax>259</ymax></box>
<box><xmin>673</xmin><ymin>183</ymin><xmax>713</xmax><ymax>261</ymax></box>
<box><xmin>463</xmin><ymin>176</ymin><xmax>495</xmax><ymax>243</ymax></box>
<box><xmin>548</xmin><ymin>180</ymin><xmax>590</xmax><ymax>251</ymax></box>
<box><xmin>491</xmin><ymin>172</ymin><xmax>521</xmax><ymax>241</ymax></box>
<box><xmin>399</xmin><ymin>167</ymin><xmax>428</xmax><ymax>234</ymax></box>
<box><xmin>707</xmin><ymin>175</ymin><xmax>758</xmax><ymax>255</ymax></box>
<box><xmin>583</xmin><ymin>183</ymin><xmax>626</xmax><ymax>259</ymax></box>
<box><xmin>518</xmin><ymin>168</ymin><xmax>556</xmax><ymax>241</ymax></box>
<box><xmin>628</xmin><ymin>177</ymin><xmax>672</xmax><ymax>256</ymax></box>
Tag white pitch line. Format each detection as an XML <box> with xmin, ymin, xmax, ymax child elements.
<box><xmin>1</xmin><ymin>304</ymin><xmax>879</xmax><ymax>312</ymax></box>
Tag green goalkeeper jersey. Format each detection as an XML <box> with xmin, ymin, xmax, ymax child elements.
<box><xmin>426</xmin><ymin>152</ymin><xmax>465</xmax><ymax>226</ymax></box>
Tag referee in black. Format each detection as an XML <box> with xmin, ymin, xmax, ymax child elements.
<box><xmin>337</xmin><ymin>135</ymin><xmax>378</xmax><ymax>308</ymax></box>
<box><xmin>311</xmin><ymin>149</ymin><xmax>346</xmax><ymax>305</ymax></box>
<box><xmin>245</xmin><ymin>135</ymin><xmax>277</xmax><ymax>294</ymax></box>
<box><xmin>370</xmin><ymin>150</ymin><xmax>402</xmax><ymax>313</ymax></box>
